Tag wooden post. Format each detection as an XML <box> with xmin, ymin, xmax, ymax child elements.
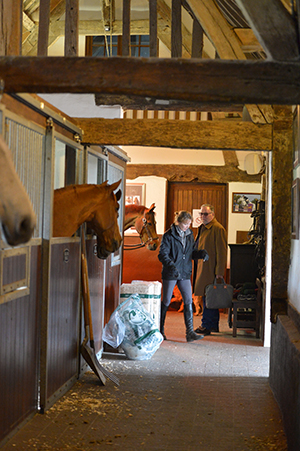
<box><xmin>0</xmin><ymin>0</ymin><xmax>22</xmax><ymax>55</ymax></box>
<box><xmin>171</xmin><ymin>0</ymin><xmax>182</xmax><ymax>57</ymax></box>
<box><xmin>65</xmin><ymin>0</ymin><xmax>79</xmax><ymax>56</ymax></box>
<box><xmin>37</xmin><ymin>0</ymin><xmax>51</xmax><ymax>56</ymax></box>
<box><xmin>149</xmin><ymin>0</ymin><xmax>157</xmax><ymax>57</ymax></box>
<box><xmin>270</xmin><ymin>106</ymin><xmax>293</xmax><ymax>321</ymax></box>
<box><xmin>122</xmin><ymin>0</ymin><xmax>131</xmax><ymax>56</ymax></box>
<box><xmin>191</xmin><ymin>18</ymin><xmax>203</xmax><ymax>58</ymax></box>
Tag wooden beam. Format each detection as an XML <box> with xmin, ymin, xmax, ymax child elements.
<box><xmin>126</xmin><ymin>163</ymin><xmax>261</xmax><ymax>183</ymax></box>
<box><xmin>2</xmin><ymin>57</ymin><xmax>300</xmax><ymax>105</ymax></box>
<box><xmin>236</xmin><ymin>0</ymin><xmax>299</xmax><ymax>60</ymax></box>
<box><xmin>94</xmin><ymin>93</ymin><xmax>243</xmax><ymax>111</ymax></box>
<box><xmin>186</xmin><ymin>0</ymin><xmax>246</xmax><ymax>59</ymax></box>
<box><xmin>74</xmin><ymin>118</ymin><xmax>272</xmax><ymax>150</ymax></box>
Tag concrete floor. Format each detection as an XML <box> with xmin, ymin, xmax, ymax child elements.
<box><xmin>1</xmin><ymin>312</ymin><xmax>287</xmax><ymax>451</ymax></box>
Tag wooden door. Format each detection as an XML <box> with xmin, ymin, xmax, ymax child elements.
<box><xmin>166</xmin><ymin>182</ymin><xmax>228</xmax><ymax>233</ymax></box>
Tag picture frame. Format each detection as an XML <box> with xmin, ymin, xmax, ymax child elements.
<box><xmin>292</xmin><ymin>178</ymin><xmax>300</xmax><ymax>240</ymax></box>
<box><xmin>124</xmin><ymin>183</ymin><xmax>146</xmax><ymax>235</ymax></box>
<box><xmin>232</xmin><ymin>193</ymin><xmax>261</xmax><ymax>213</ymax></box>
<box><xmin>125</xmin><ymin>183</ymin><xmax>145</xmax><ymax>206</ymax></box>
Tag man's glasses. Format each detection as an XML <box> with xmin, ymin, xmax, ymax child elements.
<box><xmin>199</xmin><ymin>212</ymin><xmax>210</xmax><ymax>216</ymax></box>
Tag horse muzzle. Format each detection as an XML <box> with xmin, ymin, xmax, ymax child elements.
<box><xmin>2</xmin><ymin>213</ymin><xmax>36</xmax><ymax>246</ymax></box>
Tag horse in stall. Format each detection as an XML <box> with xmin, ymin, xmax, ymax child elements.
<box><xmin>53</xmin><ymin>180</ymin><xmax>122</xmax><ymax>259</ymax></box>
<box><xmin>124</xmin><ymin>203</ymin><xmax>159</xmax><ymax>250</ymax></box>
<box><xmin>0</xmin><ymin>134</ymin><xmax>36</xmax><ymax>245</ymax></box>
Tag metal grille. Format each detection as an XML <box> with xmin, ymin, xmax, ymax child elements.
<box><xmin>5</xmin><ymin>118</ymin><xmax>45</xmax><ymax>238</ymax></box>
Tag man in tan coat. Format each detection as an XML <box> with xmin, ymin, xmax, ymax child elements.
<box><xmin>194</xmin><ymin>204</ymin><xmax>227</xmax><ymax>335</ymax></box>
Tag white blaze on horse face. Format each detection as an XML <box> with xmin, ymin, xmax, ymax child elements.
<box><xmin>0</xmin><ymin>135</ymin><xmax>36</xmax><ymax>245</ymax></box>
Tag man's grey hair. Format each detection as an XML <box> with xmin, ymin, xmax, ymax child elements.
<box><xmin>201</xmin><ymin>204</ymin><xmax>215</xmax><ymax>213</ymax></box>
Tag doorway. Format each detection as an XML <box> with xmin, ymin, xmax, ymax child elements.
<box><xmin>166</xmin><ymin>181</ymin><xmax>228</xmax><ymax>234</ymax></box>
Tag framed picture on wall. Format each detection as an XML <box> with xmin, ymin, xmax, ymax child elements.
<box><xmin>125</xmin><ymin>183</ymin><xmax>145</xmax><ymax>206</ymax></box>
<box><xmin>124</xmin><ymin>183</ymin><xmax>146</xmax><ymax>235</ymax></box>
<box><xmin>232</xmin><ymin>193</ymin><xmax>261</xmax><ymax>213</ymax></box>
<box><xmin>292</xmin><ymin>178</ymin><xmax>300</xmax><ymax>239</ymax></box>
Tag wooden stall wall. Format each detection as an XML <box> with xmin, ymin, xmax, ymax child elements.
<box><xmin>0</xmin><ymin>96</ymin><xmax>46</xmax><ymax>445</ymax></box>
<box><xmin>45</xmin><ymin>240</ymin><xmax>81</xmax><ymax>404</ymax></box>
<box><xmin>0</xmin><ymin>244</ymin><xmax>41</xmax><ymax>443</ymax></box>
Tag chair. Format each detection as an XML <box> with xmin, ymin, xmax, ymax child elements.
<box><xmin>231</xmin><ymin>278</ymin><xmax>261</xmax><ymax>338</ymax></box>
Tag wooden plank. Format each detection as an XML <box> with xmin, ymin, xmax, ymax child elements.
<box><xmin>65</xmin><ymin>0</ymin><xmax>79</xmax><ymax>56</ymax></box>
<box><xmin>236</xmin><ymin>0</ymin><xmax>299</xmax><ymax>60</ymax></box>
<box><xmin>2</xmin><ymin>56</ymin><xmax>300</xmax><ymax>105</ymax></box>
<box><xmin>234</xmin><ymin>28</ymin><xmax>263</xmax><ymax>53</ymax></box>
<box><xmin>74</xmin><ymin>118</ymin><xmax>272</xmax><ymax>150</ymax></box>
<box><xmin>149</xmin><ymin>0</ymin><xmax>158</xmax><ymax>57</ymax></box>
<box><xmin>37</xmin><ymin>0</ymin><xmax>51</xmax><ymax>56</ymax></box>
<box><xmin>171</xmin><ymin>0</ymin><xmax>182</xmax><ymax>57</ymax></box>
<box><xmin>122</xmin><ymin>0</ymin><xmax>131</xmax><ymax>56</ymax></box>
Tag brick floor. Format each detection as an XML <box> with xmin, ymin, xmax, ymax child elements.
<box><xmin>1</xmin><ymin>312</ymin><xmax>287</xmax><ymax>451</ymax></box>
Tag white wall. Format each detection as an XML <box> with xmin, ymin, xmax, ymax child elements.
<box><xmin>126</xmin><ymin>176</ymin><xmax>167</xmax><ymax>235</ymax></box>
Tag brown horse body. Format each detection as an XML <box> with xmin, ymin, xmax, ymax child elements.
<box><xmin>53</xmin><ymin>181</ymin><xmax>122</xmax><ymax>259</ymax></box>
<box><xmin>124</xmin><ymin>203</ymin><xmax>159</xmax><ymax>250</ymax></box>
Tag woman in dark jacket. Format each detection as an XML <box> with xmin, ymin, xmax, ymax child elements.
<box><xmin>158</xmin><ymin>211</ymin><xmax>209</xmax><ymax>342</ymax></box>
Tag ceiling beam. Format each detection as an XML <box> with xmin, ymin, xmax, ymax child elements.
<box><xmin>74</xmin><ymin>118</ymin><xmax>272</xmax><ymax>150</ymax></box>
<box><xmin>185</xmin><ymin>0</ymin><xmax>246</xmax><ymax>59</ymax></box>
<box><xmin>126</xmin><ymin>163</ymin><xmax>262</xmax><ymax>183</ymax></box>
<box><xmin>1</xmin><ymin>56</ymin><xmax>300</xmax><ymax>105</ymax></box>
<box><xmin>236</xmin><ymin>0</ymin><xmax>299</xmax><ymax>60</ymax></box>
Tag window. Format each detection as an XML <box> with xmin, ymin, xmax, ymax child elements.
<box><xmin>130</xmin><ymin>35</ymin><xmax>150</xmax><ymax>57</ymax></box>
<box><xmin>86</xmin><ymin>35</ymin><xmax>151</xmax><ymax>57</ymax></box>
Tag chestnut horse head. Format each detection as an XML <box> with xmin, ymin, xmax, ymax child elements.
<box><xmin>0</xmin><ymin>135</ymin><xmax>36</xmax><ymax>245</ymax></box>
<box><xmin>124</xmin><ymin>203</ymin><xmax>159</xmax><ymax>251</ymax></box>
<box><xmin>53</xmin><ymin>181</ymin><xmax>122</xmax><ymax>259</ymax></box>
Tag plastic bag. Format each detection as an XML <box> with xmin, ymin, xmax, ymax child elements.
<box><xmin>102</xmin><ymin>310</ymin><xmax>126</xmax><ymax>348</ymax></box>
<box><xmin>103</xmin><ymin>294</ymin><xmax>163</xmax><ymax>360</ymax></box>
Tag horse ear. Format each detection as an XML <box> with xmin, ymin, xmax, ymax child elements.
<box><xmin>115</xmin><ymin>189</ymin><xmax>122</xmax><ymax>201</ymax></box>
<box><xmin>110</xmin><ymin>179</ymin><xmax>122</xmax><ymax>192</ymax></box>
<box><xmin>149</xmin><ymin>203</ymin><xmax>156</xmax><ymax>212</ymax></box>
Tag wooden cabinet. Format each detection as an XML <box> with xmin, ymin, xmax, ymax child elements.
<box><xmin>229</xmin><ymin>244</ymin><xmax>259</xmax><ymax>288</ymax></box>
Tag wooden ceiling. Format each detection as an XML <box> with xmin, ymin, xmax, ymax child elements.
<box><xmin>17</xmin><ymin>1</ymin><xmax>300</xmax><ymax>107</ymax></box>
<box><xmin>0</xmin><ymin>0</ymin><xmax>298</xmax><ymax>140</ymax></box>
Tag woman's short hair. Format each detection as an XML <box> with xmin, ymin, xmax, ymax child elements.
<box><xmin>174</xmin><ymin>210</ymin><xmax>192</xmax><ymax>223</ymax></box>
